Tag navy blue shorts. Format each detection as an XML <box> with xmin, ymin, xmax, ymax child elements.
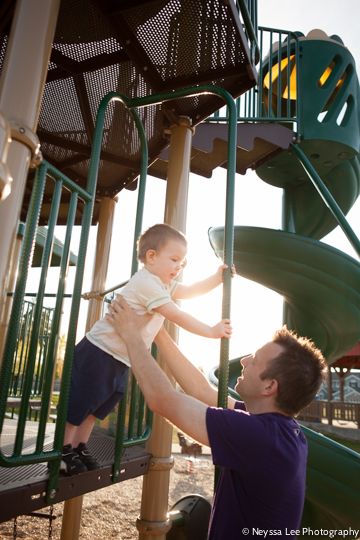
<box><xmin>67</xmin><ymin>337</ymin><xmax>129</xmax><ymax>425</ymax></box>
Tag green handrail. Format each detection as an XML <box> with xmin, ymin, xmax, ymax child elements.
<box><xmin>292</xmin><ymin>144</ymin><xmax>360</xmax><ymax>259</ymax></box>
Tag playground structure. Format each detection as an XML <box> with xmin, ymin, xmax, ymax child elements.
<box><xmin>0</xmin><ymin>1</ymin><xmax>359</xmax><ymax>539</ymax></box>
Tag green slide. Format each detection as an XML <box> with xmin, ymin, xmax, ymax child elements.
<box><xmin>209</xmin><ymin>225</ymin><xmax>360</xmax><ymax>534</ymax></box>
<box><xmin>209</xmin><ymin>226</ymin><xmax>360</xmax><ymax>363</ymax></box>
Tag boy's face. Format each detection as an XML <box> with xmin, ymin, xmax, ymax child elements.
<box><xmin>145</xmin><ymin>239</ymin><xmax>187</xmax><ymax>284</ymax></box>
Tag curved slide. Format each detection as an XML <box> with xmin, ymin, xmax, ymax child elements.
<box><xmin>209</xmin><ymin>225</ymin><xmax>360</xmax><ymax>533</ymax></box>
<box><xmin>209</xmin><ymin>226</ymin><xmax>360</xmax><ymax>363</ymax></box>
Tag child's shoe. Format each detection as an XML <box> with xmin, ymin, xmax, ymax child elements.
<box><xmin>60</xmin><ymin>444</ymin><xmax>87</xmax><ymax>475</ymax></box>
<box><xmin>75</xmin><ymin>442</ymin><xmax>100</xmax><ymax>470</ymax></box>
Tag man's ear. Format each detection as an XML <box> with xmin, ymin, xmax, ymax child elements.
<box><xmin>145</xmin><ymin>249</ymin><xmax>156</xmax><ymax>264</ymax></box>
<box><xmin>263</xmin><ymin>378</ymin><xmax>278</xmax><ymax>397</ymax></box>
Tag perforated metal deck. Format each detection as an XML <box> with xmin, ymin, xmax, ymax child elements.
<box><xmin>0</xmin><ymin>421</ymin><xmax>151</xmax><ymax>523</ymax></box>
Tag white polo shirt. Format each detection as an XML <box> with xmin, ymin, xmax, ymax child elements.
<box><xmin>86</xmin><ymin>267</ymin><xmax>178</xmax><ymax>367</ymax></box>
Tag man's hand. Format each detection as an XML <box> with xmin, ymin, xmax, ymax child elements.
<box><xmin>209</xmin><ymin>319</ymin><xmax>232</xmax><ymax>339</ymax></box>
<box><xmin>106</xmin><ymin>296</ymin><xmax>150</xmax><ymax>342</ymax></box>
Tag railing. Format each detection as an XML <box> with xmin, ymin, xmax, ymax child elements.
<box><xmin>0</xmin><ymin>161</ymin><xmax>99</xmax><ymax>501</ymax></box>
<box><xmin>209</xmin><ymin>26</ymin><xmax>301</xmax><ymax>133</ymax></box>
<box><xmin>298</xmin><ymin>400</ymin><xmax>360</xmax><ymax>428</ymax></box>
<box><xmin>0</xmin><ymin>159</ymin><xmax>153</xmax><ymax>500</ymax></box>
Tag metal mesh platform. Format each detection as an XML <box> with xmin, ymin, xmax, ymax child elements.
<box><xmin>0</xmin><ymin>420</ymin><xmax>151</xmax><ymax>522</ymax></box>
<box><xmin>0</xmin><ymin>0</ymin><xmax>257</xmax><ymax>225</ymax></box>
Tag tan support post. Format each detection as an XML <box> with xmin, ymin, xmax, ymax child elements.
<box><xmin>0</xmin><ymin>0</ymin><xmax>60</xmax><ymax>357</ymax></box>
<box><xmin>61</xmin><ymin>196</ymin><xmax>117</xmax><ymax>540</ymax></box>
<box><xmin>86</xmin><ymin>196</ymin><xmax>118</xmax><ymax>329</ymax></box>
<box><xmin>60</xmin><ymin>496</ymin><xmax>83</xmax><ymax>540</ymax></box>
<box><xmin>138</xmin><ymin>116</ymin><xmax>193</xmax><ymax>540</ymax></box>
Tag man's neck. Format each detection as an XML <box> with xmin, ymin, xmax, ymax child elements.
<box><xmin>243</xmin><ymin>399</ymin><xmax>291</xmax><ymax>417</ymax></box>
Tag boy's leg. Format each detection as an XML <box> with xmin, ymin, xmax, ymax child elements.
<box><xmin>63</xmin><ymin>421</ymin><xmax>79</xmax><ymax>447</ymax></box>
<box><xmin>63</xmin><ymin>338</ymin><xmax>100</xmax><ymax>471</ymax></box>
<box><xmin>65</xmin><ymin>415</ymin><xmax>97</xmax><ymax>447</ymax></box>
<box><xmin>63</xmin><ymin>339</ymin><xmax>129</xmax><ymax>471</ymax></box>
<box><xmin>62</xmin><ymin>416</ymin><xmax>99</xmax><ymax>472</ymax></box>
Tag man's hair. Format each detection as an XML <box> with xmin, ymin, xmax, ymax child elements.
<box><xmin>260</xmin><ymin>326</ymin><xmax>327</xmax><ymax>416</ymax></box>
<box><xmin>137</xmin><ymin>223</ymin><xmax>187</xmax><ymax>262</ymax></box>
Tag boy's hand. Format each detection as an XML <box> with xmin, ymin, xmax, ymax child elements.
<box><xmin>216</xmin><ymin>263</ymin><xmax>236</xmax><ymax>284</ymax></box>
<box><xmin>209</xmin><ymin>319</ymin><xmax>232</xmax><ymax>339</ymax></box>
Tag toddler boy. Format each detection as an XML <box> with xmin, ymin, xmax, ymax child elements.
<box><xmin>61</xmin><ymin>223</ymin><xmax>231</xmax><ymax>474</ymax></box>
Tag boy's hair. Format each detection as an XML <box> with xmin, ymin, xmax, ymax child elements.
<box><xmin>137</xmin><ymin>224</ymin><xmax>187</xmax><ymax>262</ymax></box>
<box><xmin>260</xmin><ymin>326</ymin><xmax>327</xmax><ymax>416</ymax></box>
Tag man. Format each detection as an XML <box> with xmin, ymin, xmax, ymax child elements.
<box><xmin>107</xmin><ymin>296</ymin><xmax>327</xmax><ymax>540</ymax></box>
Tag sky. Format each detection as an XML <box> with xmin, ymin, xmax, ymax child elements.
<box><xmin>49</xmin><ymin>0</ymin><xmax>360</xmax><ymax>373</ymax></box>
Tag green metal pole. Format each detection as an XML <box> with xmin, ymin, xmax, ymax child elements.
<box><xmin>292</xmin><ymin>144</ymin><xmax>360</xmax><ymax>258</ymax></box>
<box><xmin>130</xmin><ymin>112</ymin><xmax>149</xmax><ymax>275</ymax></box>
<box><xmin>218</xmin><ymin>95</ymin><xmax>237</xmax><ymax>411</ymax></box>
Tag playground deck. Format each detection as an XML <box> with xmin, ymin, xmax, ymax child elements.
<box><xmin>0</xmin><ymin>420</ymin><xmax>150</xmax><ymax>522</ymax></box>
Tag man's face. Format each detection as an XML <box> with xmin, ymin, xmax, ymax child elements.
<box><xmin>235</xmin><ymin>341</ymin><xmax>283</xmax><ymax>399</ymax></box>
<box><xmin>146</xmin><ymin>239</ymin><xmax>187</xmax><ymax>284</ymax></box>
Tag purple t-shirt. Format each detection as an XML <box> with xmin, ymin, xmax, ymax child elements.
<box><xmin>206</xmin><ymin>401</ymin><xmax>307</xmax><ymax>540</ymax></box>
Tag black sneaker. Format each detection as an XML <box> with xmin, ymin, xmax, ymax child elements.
<box><xmin>60</xmin><ymin>444</ymin><xmax>87</xmax><ymax>475</ymax></box>
<box><xmin>75</xmin><ymin>442</ymin><xmax>100</xmax><ymax>470</ymax></box>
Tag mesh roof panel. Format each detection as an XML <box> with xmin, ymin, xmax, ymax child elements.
<box><xmin>39</xmin><ymin>78</ymin><xmax>87</xmax><ymax>134</ymax></box>
<box><xmin>0</xmin><ymin>0</ymin><xmax>257</xmax><ymax>224</ymax></box>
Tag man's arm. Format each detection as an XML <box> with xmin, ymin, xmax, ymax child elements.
<box><xmin>153</xmin><ymin>301</ymin><xmax>232</xmax><ymax>339</ymax></box>
<box><xmin>173</xmin><ymin>264</ymin><xmax>228</xmax><ymax>300</ymax></box>
<box><xmin>154</xmin><ymin>327</ymin><xmax>237</xmax><ymax>410</ymax></box>
<box><xmin>107</xmin><ymin>298</ymin><xmax>211</xmax><ymax>445</ymax></box>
